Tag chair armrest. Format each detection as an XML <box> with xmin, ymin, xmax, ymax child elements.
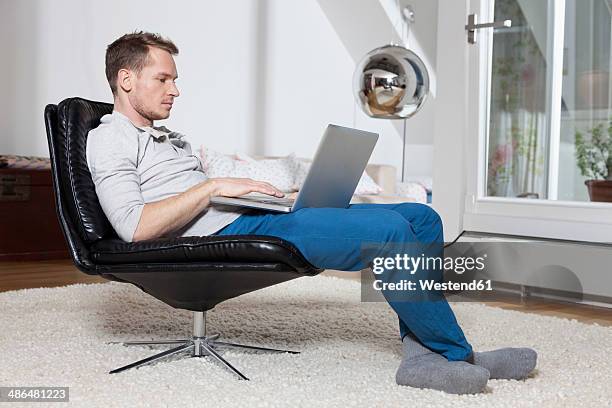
<box><xmin>90</xmin><ymin>235</ymin><xmax>320</xmax><ymax>274</ymax></box>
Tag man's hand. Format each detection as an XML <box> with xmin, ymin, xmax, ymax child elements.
<box><xmin>209</xmin><ymin>177</ymin><xmax>285</xmax><ymax>198</ymax></box>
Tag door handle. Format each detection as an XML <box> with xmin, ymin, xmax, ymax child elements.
<box><xmin>465</xmin><ymin>13</ymin><xmax>512</xmax><ymax>44</ymax></box>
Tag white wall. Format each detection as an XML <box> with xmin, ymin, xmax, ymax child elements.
<box><xmin>0</xmin><ymin>0</ymin><xmax>258</xmax><ymax>157</ymax></box>
<box><xmin>0</xmin><ymin>0</ymin><xmax>438</xmax><ymax>179</ymax></box>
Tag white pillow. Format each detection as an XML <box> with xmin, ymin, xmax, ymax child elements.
<box><xmin>199</xmin><ymin>147</ymin><xmax>299</xmax><ymax>192</ymax></box>
<box><xmin>292</xmin><ymin>160</ymin><xmax>382</xmax><ymax>195</ymax></box>
<box><xmin>199</xmin><ymin>147</ymin><xmax>383</xmax><ymax>195</ymax></box>
<box><xmin>396</xmin><ymin>181</ymin><xmax>427</xmax><ymax>203</ymax></box>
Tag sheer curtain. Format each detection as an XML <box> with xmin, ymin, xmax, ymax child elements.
<box><xmin>489</xmin><ymin>110</ymin><xmax>547</xmax><ymax>197</ymax></box>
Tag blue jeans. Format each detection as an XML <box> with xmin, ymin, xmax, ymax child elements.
<box><xmin>214</xmin><ymin>202</ymin><xmax>473</xmax><ymax>361</ymax></box>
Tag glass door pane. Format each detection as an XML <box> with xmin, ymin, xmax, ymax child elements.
<box><xmin>485</xmin><ymin>0</ymin><xmax>612</xmax><ymax>202</ymax></box>
<box><xmin>558</xmin><ymin>0</ymin><xmax>612</xmax><ymax>202</ymax></box>
<box><xmin>486</xmin><ymin>0</ymin><xmax>551</xmax><ymax>199</ymax></box>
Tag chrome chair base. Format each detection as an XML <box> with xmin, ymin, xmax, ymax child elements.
<box><xmin>107</xmin><ymin>311</ymin><xmax>298</xmax><ymax>380</ymax></box>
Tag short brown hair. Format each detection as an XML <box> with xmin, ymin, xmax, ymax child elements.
<box><xmin>105</xmin><ymin>31</ymin><xmax>179</xmax><ymax>95</ymax></box>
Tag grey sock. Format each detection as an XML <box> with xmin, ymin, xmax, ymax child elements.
<box><xmin>473</xmin><ymin>348</ymin><xmax>537</xmax><ymax>380</ymax></box>
<box><xmin>396</xmin><ymin>334</ymin><xmax>489</xmax><ymax>394</ymax></box>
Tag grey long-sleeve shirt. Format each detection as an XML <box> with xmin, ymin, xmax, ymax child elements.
<box><xmin>85</xmin><ymin>110</ymin><xmax>249</xmax><ymax>242</ymax></box>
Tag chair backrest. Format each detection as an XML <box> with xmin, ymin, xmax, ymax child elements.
<box><xmin>44</xmin><ymin>98</ymin><xmax>117</xmax><ymax>269</ymax></box>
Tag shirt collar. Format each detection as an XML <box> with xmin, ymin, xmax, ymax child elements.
<box><xmin>110</xmin><ymin>110</ymin><xmax>132</xmax><ymax>123</ymax></box>
<box><xmin>109</xmin><ymin>110</ymin><xmax>184</xmax><ymax>146</ymax></box>
<box><xmin>102</xmin><ymin>110</ymin><xmax>186</xmax><ymax>148</ymax></box>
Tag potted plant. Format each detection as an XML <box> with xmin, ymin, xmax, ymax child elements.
<box><xmin>575</xmin><ymin>121</ymin><xmax>612</xmax><ymax>202</ymax></box>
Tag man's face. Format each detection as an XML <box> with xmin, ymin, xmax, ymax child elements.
<box><xmin>125</xmin><ymin>46</ymin><xmax>180</xmax><ymax>122</ymax></box>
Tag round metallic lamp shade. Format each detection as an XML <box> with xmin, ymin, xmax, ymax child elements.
<box><xmin>353</xmin><ymin>44</ymin><xmax>430</xmax><ymax>119</ymax></box>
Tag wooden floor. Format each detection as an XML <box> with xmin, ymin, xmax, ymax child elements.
<box><xmin>1</xmin><ymin>259</ymin><xmax>612</xmax><ymax>327</ymax></box>
<box><xmin>0</xmin><ymin>259</ymin><xmax>106</xmax><ymax>292</ymax></box>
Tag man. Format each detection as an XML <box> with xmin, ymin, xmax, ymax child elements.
<box><xmin>86</xmin><ymin>31</ymin><xmax>537</xmax><ymax>394</ymax></box>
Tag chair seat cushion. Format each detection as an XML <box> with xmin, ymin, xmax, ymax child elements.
<box><xmin>90</xmin><ymin>235</ymin><xmax>319</xmax><ymax>273</ymax></box>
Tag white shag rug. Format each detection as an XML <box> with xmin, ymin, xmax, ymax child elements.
<box><xmin>1</xmin><ymin>275</ymin><xmax>611</xmax><ymax>408</ymax></box>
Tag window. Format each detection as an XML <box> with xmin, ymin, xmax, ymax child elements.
<box><xmin>485</xmin><ymin>0</ymin><xmax>611</xmax><ymax>202</ymax></box>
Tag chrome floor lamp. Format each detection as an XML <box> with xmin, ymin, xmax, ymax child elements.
<box><xmin>352</xmin><ymin>4</ymin><xmax>429</xmax><ymax>183</ymax></box>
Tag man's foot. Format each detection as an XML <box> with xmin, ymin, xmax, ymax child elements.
<box><xmin>396</xmin><ymin>334</ymin><xmax>489</xmax><ymax>394</ymax></box>
<box><xmin>472</xmin><ymin>348</ymin><xmax>537</xmax><ymax>380</ymax></box>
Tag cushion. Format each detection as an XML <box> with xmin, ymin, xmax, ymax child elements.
<box><xmin>0</xmin><ymin>155</ymin><xmax>51</xmax><ymax>170</ymax></box>
<box><xmin>199</xmin><ymin>147</ymin><xmax>299</xmax><ymax>192</ymax></box>
<box><xmin>395</xmin><ymin>181</ymin><xmax>427</xmax><ymax>203</ymax></box>
<box><xmin>200</xmin><ymin>147</ymin><xmax>384</xmax><ymax>195</ymax></box>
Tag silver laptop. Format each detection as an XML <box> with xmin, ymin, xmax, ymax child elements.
<box><xmin>209</xmin><ymin>124</ymin><xmax>379</xmax><ymax>212</ymax></box>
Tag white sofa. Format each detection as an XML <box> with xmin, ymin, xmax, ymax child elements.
<box><xmin>353</xmin><ymin>162</ymin><xmax>417</xmax><ymax>204</ymax></box>
<box><xmin>256</xmin><ymin>155</ymin><xmax>416</xmax><ymax>204</ymax></box>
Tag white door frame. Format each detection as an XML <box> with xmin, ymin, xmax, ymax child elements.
<box><xmin>433</xmin><ymin>0</ymin><xmax>612</xmax><ymax>244</ymax></box>
<box><xmin>431</xmin><ymin>0</ymin><xmax>472</xmax><ymax>242</ymax></box>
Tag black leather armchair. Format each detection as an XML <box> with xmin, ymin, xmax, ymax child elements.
<box><xmin>44</xmin><ymin>97</ymin><xmax>322</xmax><ymax>379</ymax></box>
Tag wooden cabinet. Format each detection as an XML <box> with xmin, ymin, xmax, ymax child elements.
<box><xmin>0</xmin><ymin>167</ymin><xmax>69</xmax><ymax>260</ymax></box>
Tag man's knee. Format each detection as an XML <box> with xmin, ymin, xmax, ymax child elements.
<box><xmin>423</xmin><ymin>205</ymin><xmax>443</xmax><ymax>230</ymax></box>
<box><xmin>401</xmin><ymin>203</ymin><xmax>443</xmax><ymax>240</ymax></box>
<box><xmin>371</xmin><ymin>210</ymin><xmax>416</xmax><ymax>242</ymax></box>
<box><xmin>424</xmin><ymin>206</ymin><xmax>443</xmax><ymax>242</ymax></box>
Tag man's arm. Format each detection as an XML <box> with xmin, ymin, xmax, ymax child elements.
<box><xmin>132</xmin><ymin>179</ymin><xmax>215</xmax><ymax>242</ymax></box>
<box><xmin>87</xmin><ymin>128</ymin><xmax>147</xmax><ymax>242</ymax></box>
<box><xmin>132</xmin><ymin>177</ymin><xmax>285</xmax><ymax>242</ymax></box>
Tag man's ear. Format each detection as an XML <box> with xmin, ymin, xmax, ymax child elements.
<box><xmin>117</xmin><ymin>68</ymin><xmax>133</xmax><ymax>93</ymax></box>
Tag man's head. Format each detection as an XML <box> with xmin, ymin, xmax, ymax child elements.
<box><xmin>105</xmin><ymin>31</ymin><xmax>180</xmax><ymax>124</ymax></box>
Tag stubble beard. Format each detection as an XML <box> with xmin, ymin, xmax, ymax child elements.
<box><xmin>130</xmin><ymin>94</ymin><xmax>168</xmax><ymax>123</ymax></box>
